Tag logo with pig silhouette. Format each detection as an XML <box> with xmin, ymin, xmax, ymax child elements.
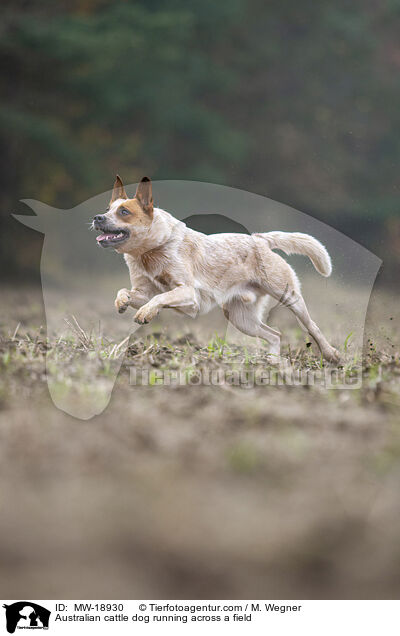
<box><xmin>14</xmin><ymin>180</ymin><xmax>381</xmax><ymax>419</ymax></box>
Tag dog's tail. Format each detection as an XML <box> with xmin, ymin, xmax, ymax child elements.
<box><xmin>255</xmin><ymin>231</ymin><xmax>332</xmax><ymax>277</ymax></box>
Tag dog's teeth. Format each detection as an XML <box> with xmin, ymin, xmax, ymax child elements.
<box><xmin>96</xmin><ymin>230</ymin><xmax>125</xmax><ymax>244</ymax></box>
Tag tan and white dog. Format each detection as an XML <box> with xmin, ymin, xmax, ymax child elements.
<box><xmin>92</xmin><ymin>176</ymin><xmax>340</xmax><ymax>363</ymax></box>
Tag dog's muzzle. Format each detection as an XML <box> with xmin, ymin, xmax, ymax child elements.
<box><xmin>93</xmin><ymin>215</ymin><xmax>129</xmax><ymax>247</ymax></box>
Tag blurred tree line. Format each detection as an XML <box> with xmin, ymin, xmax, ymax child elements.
<box><xmin>1</xmin><ymin>0</ymin><xmax>400</xmax><ymax>280</ymax></box>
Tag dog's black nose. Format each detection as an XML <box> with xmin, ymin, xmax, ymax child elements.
<box><xmin>94</xmin><ymin>214</ymin><xmax>105</xmax><ymax>223</ymax></box>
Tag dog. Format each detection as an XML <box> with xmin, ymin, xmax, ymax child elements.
<box><xmin>92</xmin><ymin>175</ymin><xmax>340</xmax><ymax>363</ymax></box>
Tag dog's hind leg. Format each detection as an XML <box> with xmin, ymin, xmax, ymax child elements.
<box><xmin>259</xmin><ymin>294</ymin><xmax>279</xmax><ymax>322</ymax></box>
<box><xmin>263</xmin><ymin>282</ymin><xmax>339</xmax><ymax>363</ymax></box>
<box><xmin>287</xmin><ymin>293</ymin><xmax>340</xmax><ymax>362</ymax></box>
<box><xmin>223</xmin><ymin>297</ymin><xmax>281</xmax><ymax>359</ymax></box>
<box><xmin>255</xmin><ymin>256</ymin><xmax>339</xmax><ymax>363</ymax></box>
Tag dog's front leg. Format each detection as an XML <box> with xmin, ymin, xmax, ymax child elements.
<box><xmin>115</xmin><ymin>277</ymin><xmax>159</xmax><ymax>314</ymax></box>
<box><xmin>115</xmin><ymin>288</ymin><xmax>152</xmax><ymax>314</ymax></box>
<box><xmin>134</xmin><ymin>286</ymin><xmax>199</xmax><ymax>325</ymax></box>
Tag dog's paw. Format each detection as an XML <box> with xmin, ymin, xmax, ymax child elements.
<box><xmin>134</xmin><ymin>304</ymin><xmax>158</xmax><ymax>325</ymax></box>
<box><xmin>325</xmin><ymin>347</ymin><xmax>341</xmax><ymax>364</ymax></box>
<box><xmin>115</xmin><ymin>288</ymin><xmax>131</xmax><ymax>314</ymax></box>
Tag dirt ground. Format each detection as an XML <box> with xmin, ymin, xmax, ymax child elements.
<box><xmin>0</xmin><ymin>280</ymin><xmax>399</xmax><ymax>599</ymax></box>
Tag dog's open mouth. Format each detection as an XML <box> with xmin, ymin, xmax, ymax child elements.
<box><xmin>96</xmin><ymin>229</ymin><xmax>129</xmax><ymax>247</ymax></box>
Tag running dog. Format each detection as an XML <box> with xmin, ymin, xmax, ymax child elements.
<box><xmin>92</xmin><ymin>176</ymin><xmax>340</xmax><ymax>363</ymax></box>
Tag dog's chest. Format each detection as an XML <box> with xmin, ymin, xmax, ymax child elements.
<box><xmin>126</xmin><ymin>249</ymin><xmax>174</xmax><ymax>291</ymax></box>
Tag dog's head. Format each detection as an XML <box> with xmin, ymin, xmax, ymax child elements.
<box><xmin>93</xmin><ymin>175</ymin><xmax>153</xmax><ymax>251</ymax></box>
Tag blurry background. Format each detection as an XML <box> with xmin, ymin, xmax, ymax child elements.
<box><xmin>1</xmin><ymin>0</ymin><xmax>399</xmax><ymax>281</ymax></box>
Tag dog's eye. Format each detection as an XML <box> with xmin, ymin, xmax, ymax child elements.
<box><xmin>119</xmin><ymin>208</ymin><xmax>130</xmax><ymax>216</ymax></box>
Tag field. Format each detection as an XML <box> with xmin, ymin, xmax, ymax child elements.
<box><xmin>0</xmin><ymin>281</ymin><xmax>400</xmax><ymax>599</ymax></box>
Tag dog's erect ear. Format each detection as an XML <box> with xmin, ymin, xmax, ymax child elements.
<box><xmin>135</xmin><ymin>177</ymin><xmax>153</xmax><ymax>215</ymax></box>
<box><xmin>110</xmin><ymin>175</ymin><xmax>128</xmax><ymax>205</ymax></box>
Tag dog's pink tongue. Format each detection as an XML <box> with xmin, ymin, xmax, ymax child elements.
<box><xmin>96</xmin><ymin>233</ymin><xmax>109</xmax><ymax>242</ymax></box>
